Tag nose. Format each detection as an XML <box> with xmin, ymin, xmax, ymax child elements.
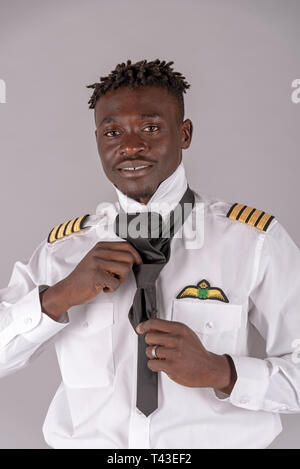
<box><xmin>119</xmin><ymin>136</ymin><xmax>147</xmax><ymax>157</ymax></box>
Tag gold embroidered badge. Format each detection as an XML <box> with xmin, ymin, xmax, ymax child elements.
<box><xmin>176</xmin><ymin>279</ymin><xmax>229</xmax><ymax>303</ymax></box>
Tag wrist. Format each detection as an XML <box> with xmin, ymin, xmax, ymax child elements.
<box><xmin>208</xmin><ymin>353</ymin><xmax>237</xmax><ymax>395</ymax></box>
<box><xmin>40</xmin><ymin>281</ymin><xmax>72</xmax><ymax>321</ymax></box>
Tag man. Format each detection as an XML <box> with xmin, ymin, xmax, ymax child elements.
<box><xmin>0</xmin><ymin>59</ymin><xmax>300</xmax><ymax>449</ymax></box>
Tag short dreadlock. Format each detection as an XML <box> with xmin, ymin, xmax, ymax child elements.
<box><xmin>86</xmin><ymin>59</ymin><xmax>190</xmax><ymax>121</ymax></box>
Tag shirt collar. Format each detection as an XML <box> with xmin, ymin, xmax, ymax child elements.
<box><xmin>113</xmin><ymin>162</ymin><xmax>188</xmax><ymax>217</ymax></box>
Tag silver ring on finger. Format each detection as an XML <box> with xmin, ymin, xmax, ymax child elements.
<box><xmin>151</xmin><ymin>345</ymin><xmax>159</xmax><ymax>359</ymax></box>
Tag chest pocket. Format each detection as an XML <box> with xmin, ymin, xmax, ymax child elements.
<box><xmin>55</xmin><ymin>301</ymin><xmax>114</xmax><ymax>389</ymax></box>
<box><xmin>172</xmin><ymin>299</ymin><xmax>242</xmax><ymax>355</ymax></box>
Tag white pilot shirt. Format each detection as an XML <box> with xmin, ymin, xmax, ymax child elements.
<box><xmin>0</xmin><ymin>162</ymin><xmax>300</xmax><ymax>449</ymax></box>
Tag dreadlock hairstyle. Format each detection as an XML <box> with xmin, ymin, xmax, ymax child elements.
<box><xmin>86</xmin><ymin>59</ymin><xmax>190</xmax><ymax>121</ymax></box>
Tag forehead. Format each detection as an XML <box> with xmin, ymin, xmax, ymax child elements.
<box><xmin>95</xmin><ymin>85</ymin><xmax>178</xmax><ymax>125</ymax></box>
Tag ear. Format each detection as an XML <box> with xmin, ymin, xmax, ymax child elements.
<box><xmin>181</xmin><ymin>119</ymin><xmax>193</xmax><ymax>149</ymax></box>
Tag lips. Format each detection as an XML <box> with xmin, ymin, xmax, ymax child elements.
<box><xmin>119</xmin><ymin>165</ymin><xmax>149</xmax><ymax>171</ymax></box>
<box><xmin>116</xmin><ymin>162</ymin><xmax>154</xmax><ymax>178</ymax></box>
<box><xmin>116</xmin><ymin>161</ymin><xmax>154</xmax><ymax>170</ymax></box>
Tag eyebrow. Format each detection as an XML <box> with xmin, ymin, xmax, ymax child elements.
<box><xmin>141</xmin><ymin>113</ymin><xmax>160</xmax><ymax>119</ymax></box>
<box><xmin>98</xmin><ymin>117</ymin><xmax>115</xmax><ymax>127</ymax></box>
<box><xmin>99</xmin><ymin>113</ymin><xmax>161</xmax><ymax>126</ymax></box>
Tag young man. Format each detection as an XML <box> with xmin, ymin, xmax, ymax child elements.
<box><xmin>0</xmin><ymin>59</ymin><xmax>299</xmax><ymax>449</ymax></box>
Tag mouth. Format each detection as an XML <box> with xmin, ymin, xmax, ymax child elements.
<box><xmin>116</xmin><ymin>163</ymin><xmax>154</xmax><ymax>178</ymax></box>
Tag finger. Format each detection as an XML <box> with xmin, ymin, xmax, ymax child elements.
<box><xmin>144</xmin><ymin>331</ymin><xmax>178</xmax><ymax>348</ymax></box>
<box><xmin>93</xmin><ymin>249</ymin><xmax>137</xmax><ymax>267</ymax></box>
<box><xmin>146</xmin><ymin>345</ymin><xmax>174</xmax><ymax>360</ymax></box>
<box><xmin>95</xmin><ymin>242</ymin><xmax>142</xmax><ymax>265</ymax></box>
<box><xmin>147</xmin><ymin>358</ymin><xmax>173</xmax><ymax>374</ymax></box>
<box><xmin>93</xmin><ymin>258</ymin><xmax>132</xmax><ymax>281</ymax></box>
<box><xmin>100</xmin><ymin>270</ymin><xmax>121</xmax><ymax>293</ymax></box>
<box><xmin>136</xmin><ymin>318</ymin><xmax>185</xmax><ymax>335</ymax></box>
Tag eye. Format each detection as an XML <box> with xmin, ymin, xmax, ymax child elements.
<box><xmin>143</xmin><ymin>125</ymin><xmax>160</xmax><ymax>133</ymax></box>
<box><xmin>104</xmin><ymin>129</ymin><xmax>120</xmax><ymax>137</ymax></box>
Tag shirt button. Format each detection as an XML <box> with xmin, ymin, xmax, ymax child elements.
<box><xmin>82</xmin><ymin>321</ymin><xmax>89</xmax><ymax>328</ymax></box>
<box><xmin>239</xmin><ymin>396</ymin><xmax>250</xmax><ymax>405</ymax></box>
<box><xmin>24</xmin><ymin>317</ymin><xmax>32</xmax><ymax>325</ymax></box>
<box><xmin>205</xmin><ymin>321</ymin><xmax>214</xmax><ymax>329</ymax></box>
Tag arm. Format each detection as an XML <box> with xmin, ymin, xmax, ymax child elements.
<box><xmin>0</xmin><ymin>239</ymin><xmax>142</xmax><ymax>378</ymax></box>
<box><xmin>227</xmin><ymin>221</ymin><xmax>300</xmax><ymax>412</ymax></box>
<box><xmin>0</xmin><ymin>241</ymin><xmax>69</xmax><ymax>378</ymax></box>
<box><xmin>136</xmin><ymin>220</ymin><xmax>300</xmax><ymax>408</ymax></box>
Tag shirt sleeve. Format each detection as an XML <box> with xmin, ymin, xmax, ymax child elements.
<box><xmin>227</xmin><ymin>220</ymin><xmax>300</xmax><ymax>413</ymax></box>
<box><xmin>0</xmin><ymin>240</ymin><xmax>69</xmax><ymax>378</ymax></box>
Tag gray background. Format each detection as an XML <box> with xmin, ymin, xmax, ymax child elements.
<box><xmin>0</xmin><ymin>0</ymin><xmax>299</xmax><ymax>449</ymax></box>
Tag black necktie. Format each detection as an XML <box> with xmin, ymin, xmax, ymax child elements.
<box><xmin>114</xmin><ymin>186</ymin><xmax>195</xmax><ymax>417</ymax></box>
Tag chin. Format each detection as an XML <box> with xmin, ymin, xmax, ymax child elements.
<box><xmin>126</xmin><ymin>189</ymin><xmax>154</xmax><ymax>202</ymax></box>
<box><xmin>120</xmin><ymin>184</ymin><xmax>156</xmax><ymax>202</ymax></box>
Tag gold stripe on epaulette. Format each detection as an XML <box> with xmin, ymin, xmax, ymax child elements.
<box><xmin>48</xmin><ymin>214</ymin><xmax>89</xmax><ymax>243</ymax></box>
<box><xmin>226</xmin><ymin>203</ymin><xmax>274</xmax><ymax>231</ymax></box>
<box><xmin>238</xmin><ymin>205</ymin><xmax>254</xmax><ymax>223</ymax></box>
<box><xmin>256</xmin><ymin>212</ymin><xmax>274</xmax><ymax>231</ymax></box>
<box><xmin>48</xmin><ymin>224</ymin><xmax>61</xmax><ymax>244</ymax></box>
<box><xmin>65</xmin><ymin>218</ymin><xmax>77</xmax><ymax>236</ymax></box>
<box><xmin>248</xmin><ymin>209</ymin><xmax>264</xmax><ymax>227</ymax></box>
<box><xmin>73</xmin><ymin>215</ymin><xmax>87</xmax><ymax>233</ymax></box>
<box><xmin>227</xmin><ymin>203</ymin><xmax>245</xmax><ymax>220</ymax></box>
<box><xmin>56</xmin><ymin>221</ymin><xmax>70</xmax><ymax>240</ymax></box>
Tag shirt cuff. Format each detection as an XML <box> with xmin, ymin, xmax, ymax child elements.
<box><xmin>211</xmin><ymin>355</ymin><xmax>271</xmax><ymax>410</ymax></box>
<box><xmin>23</xmin><ymin>309</ymin><xmax>69</xmax><ymax>344</ymax></box>
<box><xmin>0</xmin><ymin>286</ymin><xmax>69</xmax><ymax>348</ymax></box>
<box><xmin>227</xmin><ymin>355</ymin><xmax>271</xmax><ymax>410</ymax></box>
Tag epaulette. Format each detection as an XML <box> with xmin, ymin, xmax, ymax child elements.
<box><xmin>48</xmin><ymin>214</ymin><xmax>90</xmax><ymax>243</ymax></box>
<box><xmin>226</xmin><ymin>203</ymin><xmax>275</xmax><ymax>231</ymax></box>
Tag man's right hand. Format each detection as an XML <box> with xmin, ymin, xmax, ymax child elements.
<box><xmin>40</xmin><ymin>241</ymin><xmax>142</xmax><ymax>321</ymax></box>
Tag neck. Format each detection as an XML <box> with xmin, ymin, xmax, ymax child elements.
<box><xmin>114</xmin><ymin>162</ymin><xmax>188</xmax><ymax>216</ymax></box>
<box><xmin>132</xmin><ymin>190</ymin><xmax>155</xmax><ymax>205</ymax></box>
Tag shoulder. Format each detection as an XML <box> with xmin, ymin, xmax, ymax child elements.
<box><xmin>47</xmin><ymin>214</ymin><xmax>90</xmax><ymax>244</ymax></box>
<box><xmin>193</xmin><ymin>190</ymin><xmax>276</xmax><ymax>233</ymax></box>
<box><xmin>46</xmin><ymin>202</ymin><xmax>119</xmax><ymax>246</ymax></box>
<box><xmin>225</xmin><ymin>202</ymin><xmax>275</xmax><ymax>232</ymax></box>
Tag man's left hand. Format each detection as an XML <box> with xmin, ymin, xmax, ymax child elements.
<box><xmin>136</xmin><ymin>318</ymin><xmax>236</xmax><ymax>395</ymax></box>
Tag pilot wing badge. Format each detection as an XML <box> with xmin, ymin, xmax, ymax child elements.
<box><xmin>176</xmin><ymin>279</ymin><xmax>229</xmax><ymax>303</ymax></box>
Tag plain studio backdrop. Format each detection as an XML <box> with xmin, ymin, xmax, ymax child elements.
<box><xmin>0</xmin><ymin>0</ymin><xmax>299</xmax><ymax>449</ymax></box>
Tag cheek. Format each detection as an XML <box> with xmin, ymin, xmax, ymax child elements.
<box><xmin>96</xmin><ymin>137</ymin><xmax>102</xmax><ymax>154</ymax></box>
<box><xmin>97</xmin><ymin>140</ymin><xmax>113</xmax><ymax>165</ymax></box>
<box><xmin>161</xmin><ymin>131</ymin><xmax>180</xmax><ymax>151</ymax></box>
<box><xmin>97</xmin><ymin>137</ymin><xmax>106</xmax><ymax>152</ymax></box>
<box><xmin>152</xmin><ymin>138</ymin><xmax>174</xmax><ymax>160</ymax></box>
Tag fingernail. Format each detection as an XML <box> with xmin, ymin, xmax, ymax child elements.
<box><xmin>136</xmin><ymin>324</ymin><xmax>142</xmax><ymax>333</ymax></box>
